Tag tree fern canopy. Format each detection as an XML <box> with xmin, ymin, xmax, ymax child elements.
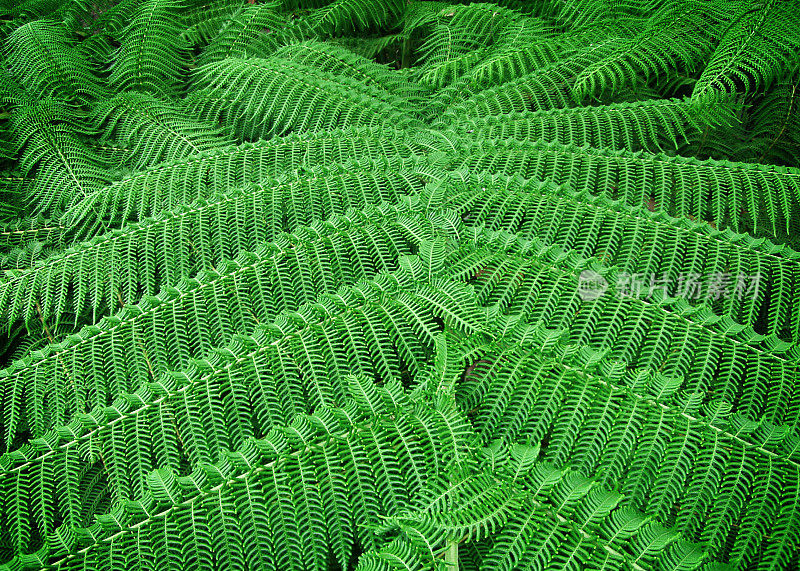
<box><xmin>0</xmin><ymin>0</ymin><xmax>799</xmax><ymax>569</ymax></box>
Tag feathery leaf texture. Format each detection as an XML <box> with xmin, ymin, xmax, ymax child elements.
<box><xmin>11</xmin><ymin>100</ymin><xmax>112</xmax><ymax>215</ymax></box>
<box><xmin>90</xmin><ymin>93</ymin><xmax>234</xmax><ymax>170</ymax></box>
<box><xmin>692</xmin><ymin>0</ymin><xmax>800</xmax><ymax>102</ymax></box>
<box><xmin>189</xmin><ymin>56</ymin><xmax>422</xmax><ymax>140</ymax></box>
<box><xmin>3</xmin><ymin>20</ymin><xmax>106</xmax><ymax>103</ymax></box>
<box><xmin>437</xmin><ymin>97</ymin><xmax>740</xmax><ymax>153</ymax></box>
<box><xmin>108</xmin><ymin>0</ymin><xmax>190</xmax><ymax>97</ymax></box>
<box><xmin>0</xmin><ymin>0</ymin><xmax>799</xmax><ymax>569</ymax></box>
<box><xmin>0</xmin><ymin>204</ymin><xmax>458</xmax><ymax>448</ymax></box>
<box><xmin>443</xmin><ymin>137</ymin><xmax>800</xmax><ymax>238</ymax></box>
<box><xmin>0</xmin><ymin>159</ymin><xmax>441</xmax><ymax>330</ymax></box>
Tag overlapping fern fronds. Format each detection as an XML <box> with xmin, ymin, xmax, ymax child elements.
<box><xmin>3</xmin><ymin>19</ymin><xmax>107</xmax><ymax>103</ymax></box>
<box><xmin>108</xmin><ymin>0</ymin><xmax>190</xmax><ymax>97</ymax></box>
<box><xmin>91</xmin><ymin>92</ymin><xmax>233</xmax><ymax>169</ymax></box>
<box><xmin>692</xmin><ymin>0</ymin><xmax>800</xmax><ymax>102</ymax></box>
<box><xmin>0</xmin><ymin>0</ymin><xmax>799</xmax><ymax>569</ymax></box>
<box><xmin>188</xmin><ymin>56</ymin><xmax>422</xmax><ymax>140</ymax></box>
<box><xmin>11</xmin><ymin>99</ymin><xmax>112</xmax><ymax>215</ymax></box>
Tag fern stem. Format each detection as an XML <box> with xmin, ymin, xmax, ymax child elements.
<box><xmin>444</xmin><ymin>536</ymin><xmax>458</xmax><ymax>570</ymax></box>
<box><xmin>400</xmin><ymin>33</ymin><xmax>412</xmax><ymax>69</ymax></box>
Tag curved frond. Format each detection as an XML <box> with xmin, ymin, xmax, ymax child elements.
<box><xmin>439</xmin><ymin>97</ymin><xmax>739</xmax><ymax>153</ymax></box>
<box><xmin>64</xmin><ymin>128</ymin><xmax>437</xmax><ymax>235</ymax></box>
<box><xmin>420</xmin><ymin>171</ymin><xmax>800</xmax><ymax>342</ymax></box>
<box><xmin>570</xmin><ymin>4</ymin><xmax>718</xmax><ymax>101</ymax></box>
<box><xmin>108</xmin><ymin>0</ymin><xmax>189</xmax><ymax>97</ymax></box>
<box><xmin>0</xmin><ymin>159</ymin><xmax>441</xmax><ymax>330</ymax></box>
<box><xmin>197</xmin><ymin>1</ymin><xmax>287</xmax><ymax>65</ymax></box>
<box><xmin>0</xmin><ymin>203</ymin><xmax>456</xmax><ymax>447</ymax></box>
<box><xmin>438</xmin><ymin>41</ymin><xmax>620</xmax><ymax>116</ymax></box>
<box><xmin>11</xmin><ymin>100</ymin><xmax>111</xmax><ymax>215</ymax></box>
<box><xmin>692</xmin><ymin>0</ymin><xmax>800</xmax><ymax>102</ymax></box>
<box><xmin>65</xmin><ymin>154</ymin><xmax>440</xmax><ymax>236</ymax></box>
<box><xmin>91</xmin><ymin>92</ymin><xmax>233</xmax><ymax>169</ymax></box>
<box><xmin>311</xmin><ymin>0</ymin><xmax>406</xmax><ymax>36</ymax></box>
<box><xmin>0</xmin><ymin>268</ymin><xmax>482</xmax><ymax>560</ymax></box>
<box><xmin>188</xmin><ymin>56</ymin><xmax>422</xmax><ymax>140</ymax></box>
<box><xmin>454</xmin><ymin>312</ymin><xmax>800</xmax><ymax>566</ymax></box>
<box><xmin>271</xmin><ymin>40</ymin><xmax>425</xmax><ymax>101</ymax></box>
<box><xmin>444</xmin><ymin>137</ymin><xmax>800</xmax><ymax>238</ymax></box>
<box><xmin>2</xmin><ymin>1</ymin><xmax>800</xmax><ymax>568</ymax></box>
<box><xmin>464</xmin><ymin>242</ymin><xmax>798</xmax><ymax>421</ymax></box>
<box><xmin>4</xmin><ymin>20</ymin><xmax>106</xmax><ymax>103</ymax></box>
<box><xmin>414</xmin><ymin>3</ymin><xmax>562</xmax><ymax>89</ymax></box>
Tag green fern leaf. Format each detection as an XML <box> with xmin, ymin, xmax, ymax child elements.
<box><xmin>4</xmin><ymin>20</ymin><xmax>106</xmax><ymax>103</ymax></box>
<box><xmin>693</xmin><ymin>0</ymin><xmax>800</xmax><ymax>102</ymax></box>
<box><xmin>108</xmin><ymin>0</ymin><xmax>190</xmax><ymax>97</ymax></box>
<box><xmin>189</xmin><ymin>56</ymin><xmax>422</xmax><ymax>140</ymax></box>
<box><xmin>91</xmin><ymin>92</ymin><xmax>233</xmax><ymax>169</ymax></box>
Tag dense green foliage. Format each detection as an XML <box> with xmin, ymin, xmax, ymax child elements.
<box><xmin>0</xmin><ymin>0</ymin><xmax>799</xmax><ymax>569</ymax></box>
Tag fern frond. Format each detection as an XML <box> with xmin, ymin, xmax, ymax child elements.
<box><xmin>311</xmin><ymin>0</ymin><xmax>406</xmax><ymax>36</ymax></box>
<box><xmin>197</xmin><ymin>1</ymin><xmax>287</xmax><ymax>65</ymax></box>
<box><xmin>11</xmin><ymin>100</ymin><xmax>111</xmax><ymax>215</ymax></box>
<box><xmin>2</xmin><ymin>0</ymin><xmax>75</xmax><ymax>22</ymax></box>
<box><xmin>445</xmin><ymin>138</ymin><xmax>800</xmax><ymax>238</ymax></box>
<box><xmin>0</xmin><ymin>203</ymin><xmax>454</xmax><ymax>447</ymax></box>
<box><xmin>0</xmin><ymin>159</ymin><xmax>440</xmax><ymax>330</ymax></box>
<box><xmin>354</xmin><ymin>536</ymin><xmax>426</xmax><ymax>571</ymax></box>
<box><xmin>466</xmin><ymin>30</ymin><xmax>566</xmax><ymax>91</ymax></box>
<box><xmin>0</xmin><ymin>172</ymin><xmax>27</xmax><ymax>223</ymax></box>
<box><xmin>437</xmin><ymin>40</ymin><xmax>621</xmax><ymax>116</ymax></box>
<box><xmin>0</xmin><ymin>240</ymin><xmax>61</xmax><ymax>270</ymax></box>
<box><xmin>738</xmin><ymin>68</ymin><xmax>800</xmax><ymax>166</ymax></box>
<box><xmin>0</xmin><ymin>270</ymin><xmax>482</xmax><ymax>559</ymax></box>
<box><xmin>108</xmin><ymin>0</ymin><xmax>190</xmax><ymax>97</ymax></box>
<box><xmin>3</xmin><ymin>20</ymin><xmax>106</xmax><ymax>103</ymax></box>
<box><xmin>439</xmin><ymin>97</ymin><xmax>738</xmax><ymax>153</ymax></box>
<box><xmin>550</xmin><ymin>0</ymin><xmax>653</xmax><ymax>28</ymax></box>
<box><xmin>414</xmin><ymin>3</ymin><xmax>561</xmax><ymax>89</ymax></box>
<box><xmin>0</xmin><ymin>378</ymin><xmax>474</xmax><ymax>567</ymax></box>
<box><xmin>66</xmin><ymin>154</ymin><xmax>438</xmax><ymax>237</ymax></box>
<box><xmin>180</xmin><ymin>0</ymin><xmax>249</xmax><ymax>45</ymax></box>
<box><xmin>91</xmin><ymin>93</ymin><xmax>232</xmax><ymax>170</ymax></box>
<box><xmin>570</xmin><ymin>3</ymin><xmax>717</xmax><ymax>102</ymax></box>
<box><xmin>453</xmin><ymin>313</ymin><xmax>800</xmax><ymax>565</ymax></box>
<box><xmin>420</xmin><ymin>172</ymin><xmax>800</xmax><ymax>342</ymax></box>
<box><xmin>70</xmin><ymin>0</ymin><xmax>139</xmax><ymax>55</ymax></box>
<box><xmin>369</xmin><ymin>443</ymin><xmax>710</xmax><ymax>571</ymax></box>
<box><xmin>692</xmin><ymin>0</ymin><xmax>800</xmax><ymax>102</ymax></box>
<box><xmin>188</xmin><ymin>56</ymin><xmax>422</xmax><ymax>140</ymax></box>
<box><xmin>63</xmin><ymin>128</ymin><xmax>437</xmax><ymax>235</ymax></box>
<box><xmin>271</xmin><ymin>40</ymin><xmax>425</xmax><ymax>102</ymax></box>
<box><xmin>446</xmin><ymin>228</ymin><xmax>800</xmax><ymax>427</ymax></box>
<box><xmin>1</xmin><ymin>0</ymin><xmax>800</xmax><ymax>567</ymax></box>
<box><xmin>331</xmin><ymin>33</ymin><xmax>405</xmax><ymax>62</ymax></box>
<box><xmin>0</xmin><ymin>215</ymin><xmax>64</xmax><ymax>252</ymax></box>
<box><xmin>241</xmin><ymin>16</ymin><xmax>318</xmax><ymax>59</ymax></box>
